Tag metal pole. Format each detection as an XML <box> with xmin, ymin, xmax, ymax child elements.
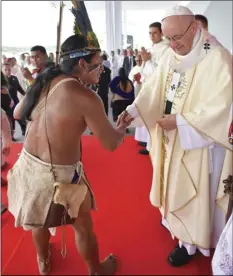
<box><xmin>56</xmin><ymin>1</ymin><xmax>64</xmax><ymax>65</ymax></box>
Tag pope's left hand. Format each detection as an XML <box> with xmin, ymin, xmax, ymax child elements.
<box><xmin>157</xmin><ymin>114</ymin><xmax>177</xmax><ymax>131</ymax></box>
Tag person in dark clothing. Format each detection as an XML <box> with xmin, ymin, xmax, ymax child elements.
<box><xmin>97</xmin><ymin>65</ymin><xmax>111</xmax><ymax>115</ymax></box>
<box><xmin>3</xmin><ymin>63</ymin><xmax>26</xmax><ymax>103</ymax></box>
<box><xmin>88</xmin><ymin>65</ymin><xmax>111</xmax><ymax>135</ymax></box>
<box><xmin>1</xmin><ymin>71</ymin><xmax>13</xmax><ymax>130</ymax></box>
<box><xmin>122</xmin><ymin>48</ymin><xmax>136</xmax><ymax>76</ymax></box>
<box><xmin>109</xmin><ymin>67</ymin><xmax>135</xmax><ymax>122</ymax></box>
<box><xmin>3</xmin><ymin>63</ymin><xmax>27</xmax><ymax>135</ymax></box>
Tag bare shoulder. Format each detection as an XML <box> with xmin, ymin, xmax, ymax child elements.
<box><xmin>50</xmin><ymin>76</ymin><xmax>102</xmax><ymax>115</ymax></box>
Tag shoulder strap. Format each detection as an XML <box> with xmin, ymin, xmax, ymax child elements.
<box><xmin>44</xmin><ymin>78</ymin><xmax>81</xmax><ymax>181</ymax></box>
<box><xmin>25</xmin><ymin>78</ymin><xmax>79</xmax><ymax>137</ymax></box>
<box><xmin>31</xmin><ymin>78</ymin><xmax>79</xmax><ymax>120</ymax></box>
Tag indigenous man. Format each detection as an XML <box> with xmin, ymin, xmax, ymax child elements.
<box><xmin>137</xmin><ymin>22</ymin><xmax>169</xmax><ymax>155</ymax></box>
<box><xmin>8</xmin><ymin>34</ymin><xmax>131</xmax><ymax>275</ymax></box>
<box><xmin>118</xmin><ymin>5</ymin><xmax>232</xmax><ymax>267</ymax></box>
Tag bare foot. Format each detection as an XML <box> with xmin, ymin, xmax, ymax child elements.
<box><xmin>95</xmin><ymin>254</ymin><xmax>117</xmax><ymax>275</ymax></box>
<box><xmin>37</xmin><ymin>253</ymin><xmax>51</xmax><ymax>275</ymax></box>
<box><xmin>37</xmin><ymin>244</ymin><xmax>51</xmax><ymax>275</ymax></box>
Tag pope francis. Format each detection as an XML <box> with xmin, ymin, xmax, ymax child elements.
<box><xmin>118</xmin><ymin>5</ymin><xmax>232</xmax><ymax>267</ymax></box>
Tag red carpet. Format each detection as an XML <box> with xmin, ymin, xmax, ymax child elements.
<box><xmin>1</xmin><ymin>137</ymin><xmax>212</xmax><ymax>275</ymax></box>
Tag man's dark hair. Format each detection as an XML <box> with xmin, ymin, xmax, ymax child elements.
<box><xmin>195</xmin><ymin>14</ymin><xmax>208</xmax><ymax>28</ymax></box>
<box><xmin>102</xmin><ymin>54</ymin><xmax>108</xmax><ymax>61</ymax></box>
<box><xmin>30</xmin><ymin>45</ymin><xmax>47</xmax><ymax>55</ymax></box>
<box><xmin>149</xmin><ymin>22</ymin><xmax>162</xmax><ymax>33</ymax></box>
<box><xmin>21</xmin><ymin>34</ymin><xmax>101</xmax><ymax>121</ymax></box>
<box><xmin>118</xmin><ymin>67</ymin><xmax>129</xmax><ymax>90</ymax></box>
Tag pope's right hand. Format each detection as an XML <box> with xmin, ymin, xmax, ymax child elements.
<box><xmin>117</xmin><ymin>110</ymin><xmax>134</xmax><ymax>127</ymax></box>
<box><xmin>140</xmin><ymin>49</ymin><xmax>151</xmax><ymax>63</ymax></box>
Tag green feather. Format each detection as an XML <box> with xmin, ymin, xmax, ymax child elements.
<box><xmin>71</xmin><ymin>0</ymin><xmax>100</xmax><ymax>49</ymax></box>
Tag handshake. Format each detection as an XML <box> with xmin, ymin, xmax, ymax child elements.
<box><xmin>116</xmin><ymin>110</ymin><xmax>134</xmax><ymax>130</ymax></box>
<box><xmin>117</xmin><ymin>112</ymin><xmax>177</xmax><ymax>132</ymax></box>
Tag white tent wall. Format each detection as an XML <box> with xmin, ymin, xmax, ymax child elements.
<box><xmin>204</xmin><ymin>1</ymin><xmax>232</xmax><ymax>52</ymax></box>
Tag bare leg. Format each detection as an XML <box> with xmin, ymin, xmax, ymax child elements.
<box><xmin>32</xmin><ymin>228</ymin><xmax>51</xmax><ymax>275</ymax></box>
<box><xmin>72</xmin><ymin>191</ymin><xmax>117</xmax><ymax>275</ymax></box>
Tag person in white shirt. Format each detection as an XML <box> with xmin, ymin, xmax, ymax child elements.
<box><xmin>137</xmin><ymin>22</ymin><xmax>169</xmax><ymax>154</ymax></box>
<box><xmin>8</xmin><ymin>57</ymin><xmax>27</xmax><ymax>91</ymax></box>
<box><xmin>102</xmin><ymin>54</ymin><xmax>111</xmax><ymax>69</ymax></box>
<box><xmin>128</xmin><ymin>54</ymin><xmax>143</xmax><ymax>97</ymax></box>
<box><xmin>110</xmin><ymin>51</ymin><xmax>119</xmax><ymax>78</ymax></box>
<box><xmin>117</xmin><ymin>49</ymin><xmax>126</xmax><ymax>69</ymax></box>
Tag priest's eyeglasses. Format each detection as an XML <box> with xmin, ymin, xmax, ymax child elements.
<box><xmin>165</xmin><ymin>21</ymin><xmax>194</xmax><ymax>42</ymax></box>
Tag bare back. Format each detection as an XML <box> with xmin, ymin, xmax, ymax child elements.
<box><xmin>24</xmin><ymin>76</ymin><xmax>88</xmax><ymax>165</ymax></box>
<box><xmin>23</xmin><ymin>72</ymin><xmax>125</xmax><ymax>165</ymax></box>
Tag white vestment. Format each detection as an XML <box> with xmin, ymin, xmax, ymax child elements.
<box><xmin>212</xmin><ymin>213</ymin><xmax>233</xmax><ymax>275</ymax></box>
<box><xmin>212</xmin><ymin>105</ymin><xmax>233</xmax><ymax>275</ymax></box>
<box><xmin>128</xmin><ymin>65</ymin><xmax>148</xmax><ymax>142</ymax></box>
<box><xmin>128</xmin><ymin>65</ymin><xmax>143</xmax><ymax>97</ymax></box>
<box><xmin>127</xmin><ymin>103</ymin><xmax>226</xmax><ymax>256</ymax></box>
<box><xmin>137</xmin><ymin>40</ymin><xmax>169</xmax><ymax>146</ymax></box>
<box><xmin>126</xmin><ymin>28</ymin><xmax>231</xmax><ymax>256</ymax></box>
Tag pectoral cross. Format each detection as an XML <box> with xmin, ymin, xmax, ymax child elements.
<box><xmin>171</xmin><ymin>84</ymin><xmax>176</xmax><ymax>91</ymax></box>
<box><xmin>204</xmin><ymin>42</ymin><xmax>210</xmax><ymax>54</ymax></box>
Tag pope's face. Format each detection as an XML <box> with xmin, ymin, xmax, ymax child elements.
<box><xmin>162</xmin><ymin>15</ymin><xmax>198</xmax><ymax>56</ymax></box>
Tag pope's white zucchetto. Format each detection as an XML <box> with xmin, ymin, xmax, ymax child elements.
<box><xmin>162</xmin><ymin>5</ymin><xmax>194</xmax><ymax>21</ymax></box>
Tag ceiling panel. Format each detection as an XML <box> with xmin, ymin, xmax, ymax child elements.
<box><xmin>84</xmin><ymin>1</ymin><xmax>211</xmax><ymax>14</ymax></box>
<box><xmin>122</xmin><ymin>1</ymin><xmax>181</xmax><ymax>10</ymax></box>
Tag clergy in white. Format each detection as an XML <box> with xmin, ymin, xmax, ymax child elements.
<box><xmin>212</xmin><ymin>105</ymin><xmax>233</xmax><ymax>276</ymax></box>
<box><xmin>137</xmin><ymin>22</ymin><xmax>170</xmax><ymax>153</ymax></box>
<box><xmin>118</xmin><ymin>5</ymin><xmax>232</xmax><ymax>267</ymax></box>
<box><xmin>110</xmin><ymin>51</ymin><xmax>119</xmax><ymax>79</ymax></box>
<box><xmin>128</xmin><ymin>54</ymin><xmax>143</xmax><ymax>97</ymax></box>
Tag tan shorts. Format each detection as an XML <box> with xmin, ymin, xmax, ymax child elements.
<box><xmin>7</xmin><ymin>148</ymin><xmax>96</xmax><ymax>230</ymax></box>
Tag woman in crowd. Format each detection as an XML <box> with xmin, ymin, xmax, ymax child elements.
<box><xmin>109</xmin><ymin>67</ymin><xmax>135</xmax><ymax>123</ymax></box>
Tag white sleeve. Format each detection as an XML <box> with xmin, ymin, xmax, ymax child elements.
<box><xmin>176</xmin><ymin>115</ymin><xmax>214</xmax><ymax>150</ymax></box>
<box><xmin>126</xmin><ymin>103</ymin><xmax>145</xmax><ymax>127</ymax></box>
<box><xmin>141</xmin><ymin>60</ymin><xmax>156</xmax><ymax>78</ymax></box>
<box><xmin>128</xmin><ymin>69</ymin><xmax>134</xmax><ymax>82</ymax></box>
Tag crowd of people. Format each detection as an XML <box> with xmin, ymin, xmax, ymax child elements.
<box><xmin>1</xmin><ymin>4</ymin><xmax>232</xmax><ymax>276</ymax></box>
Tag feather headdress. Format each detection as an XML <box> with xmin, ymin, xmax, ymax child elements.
<box><xmin>71</xmin><ymin>0</ymin><xmax>100</xmax><ymax>49</ymax></box>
